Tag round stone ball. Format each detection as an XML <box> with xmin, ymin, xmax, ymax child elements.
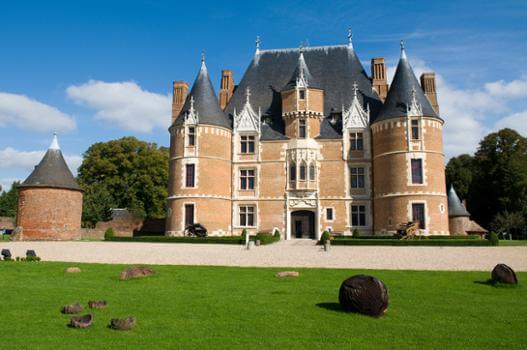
<box><xmin>338</xmin><ymin>274</ymin><xmax>389</xmax><ymax>317</ymax></box>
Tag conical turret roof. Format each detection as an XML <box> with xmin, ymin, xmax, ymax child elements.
<box><xmin>375</xmin><ymin>43</ymin><xmax>440</xmax><ymax>122</ymax></box>
<box><xmin>19</xmin><ymin>134</ymin><xmax>82</xmax><ymax>191</ymax></box>
<box><xmin>447</xmin><ymin>185</ymin><xmax>470</xmax><ymax>217</ymax></box>
<box><xmin>174</xmin><ymin>56</ymin><xmax>231</xmax><ymax>129</ymax></box>
<box><xmin>282</xmin><ymin>50</ymin><xmax>322</xmax><ymax>91</ymax></box>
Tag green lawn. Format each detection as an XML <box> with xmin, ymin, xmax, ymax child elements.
<box><xmin>0</xmin><ymin>262</ymin><xmax>525</xmax><ymax>349</ymax></box>
<box><xmin>499</xmin><ymin>240</ymin><xmax>527</xmax><ymax>246</ymax></box>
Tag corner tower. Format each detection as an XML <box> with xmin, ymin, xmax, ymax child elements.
<box><xmin>166</xmin><ymin>54</ymin><xmax>232</xmax><ymax>236</ymax></box>
<box><xmin>16</xmin><ymin>134</ymin><xmax>83</xmax><ymax>240</ymax></box>
<box><xmin>371</xmin><ymin>42</ymin><xmax>449</xmax><ymax>235</ymax></box>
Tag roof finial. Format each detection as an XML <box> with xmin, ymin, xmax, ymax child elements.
<box><xmin>348</xmin><ymin>28</ymin><xmax>353</xmax><ymax>48</ymax></box>
<box><xmin>352</xmin><ymin>81</ymin><xmax>359</xmax><ymax>98</ymax></box>
<box><xmin>255</xmin><ymin>35</ymin><xmax>261</xmax><ymax>54</ymax></box>
<box><xmin>299</xmin><ymin>41</ymin><xmax>304</xmax><ymax>53</ymax></box>
<box><xmin>201</xmin><ymin>50</ymin><xmax>206</xmax><ymax>64</ymax></box>
<box><xmin>49</xmin><ymin>131</ymin><xmax>60</xmax><ymax>150</ymax></box>
<box><xmin>246</xmin><ymin>86</ymin><xmax>251</xmax><ymax>104</ymax></box>
<box><xmin>400</xmin><ymin>39</ymin><xmax>407</xmax><ymax>59</ymax></box>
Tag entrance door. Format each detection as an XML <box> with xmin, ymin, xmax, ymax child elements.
<box><xmin>412</xmin><ymin>203</ymin><xmax>425</xmax><ymax>229</ymax></box>
<box><xmin>291</xmin><ymin>210</ymin><xmax>315</xmax><ymax>239</ymax></box>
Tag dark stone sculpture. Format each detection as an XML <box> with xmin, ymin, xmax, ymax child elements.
<box><xmin>120</xmin><ymin>266</ymin><xmax>155</xmax><ymax>280</ymax></box>
<box><xmin>491</xmin><ymin>264</ymin><xmax>518</xmax><ymax>285</ymax></box>
<box><xmin>88</xmin><ymin>300</ymin><xmax>108</xmax><ymax>309</ymax></box>
<box><xmin>110</xmin><ymin>317</ymin><xmax>136</xmax><ymax>330</ymax></box>
<box><xmin>1</xmin><ymin>249</ymin><xmax>11</xmax><ymax>259</ymax></box>
<box><xmin>69</xmin><ymin>314</ymin><xmax>93</xmax><ymax>328</ymax></box>
<box><xmin>26</xmin><ymin>250</ymin><xmax>37</xmax><ymax>258</ymax></box>
<box><xmin>61</xmin><ymin>303</ymin><xmax>84</xmax><ymax>314</ymax></box>
<box><xmin>338</xmin><ymin>275</ymin><xmax>389</xmax><ymax>317</ymax></box>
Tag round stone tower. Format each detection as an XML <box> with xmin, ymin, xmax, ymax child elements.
<box><xmin>371</xmin><ymin>43</ymin><xmax>449</xmax><ymax>235</ymax></box>
<box><xmin>16</xmin><ymin>134</ymin><xmax>83</xmax><ymax>240</ymax></box>
<box><xmin>447</xmin><ymin>186</ymin><xmax>470</xmax><ymax>235</ymax></box>
<box><xmin>166</xmin><ymin>55</ymin><xmax>232</xmax><ymax>236</ymax></box>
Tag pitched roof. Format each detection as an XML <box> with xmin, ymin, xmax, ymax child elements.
<box><xmin>225</xmin><ymin>45</ymin><xmax>382</xmax><ymax>140</ymax></box>
<box><xmin>174</xmin><ymin>58</ymin><xmax>231</xmax><ymax>129</ymax></box>
<box><xmin>447</xmin><ymin>186</ymin><xmax>470</xmax><ymax>217</ymax></box>
<box><xmin>282</xmin><ymin>51</ymin><xmax>322</xmax><ymax>91</ymax></box>
<box><xmin>375</xmin><ymin>45</ymin><xmax>440</xmax><ymax>122</ymax></box>
<box><xmin>19</xmin><ymin>134</ymin><xmax>82</xmax><ymax>191</ymax></box>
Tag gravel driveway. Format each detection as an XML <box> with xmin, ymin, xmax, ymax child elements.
<box><xmin>1</xmin><ymin>240</ymin><xmax>526</xmax><ymax>271</ymax></box>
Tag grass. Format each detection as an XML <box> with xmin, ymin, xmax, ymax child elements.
<box><xmin>0</xmin><ymin>262</ymin><xmax>525</xmax><ymax>349</ymax></box>
<box><xmin>499</xmin><ymin>240</ymin><xmax>527</xmax><ymax>246</ymax></box>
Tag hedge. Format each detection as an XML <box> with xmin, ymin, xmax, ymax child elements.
<box><xmin>333</xmin><ymin>234</ymin><xmax>482</xmax><ymax>240</ymax></box>
<box><xmin>330</xmin><ymin>239</ymin><xmax>493</xmax><ymax>246</ymax></box>
<box><xmin>106</xmin><ymin>236</ymin><xmax>243</xmax><ymax>245</ymax></box>
<box><xmin>253</xmin><ymin>232</ymin><xmax>280</xmax><ymax>245</ymax></box>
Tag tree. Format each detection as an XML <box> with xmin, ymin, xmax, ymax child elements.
<box><xmin>445</xmin><ymin>154</ymin><xmax>474</xmax><ymax>200</ymax></box>
<box><xmin>78</xmin><ymin>137</ymin><xmax>169</xmax><ymax>227</ymax></box>
<box><xmin>490</xmin><ymin>211</ymin><xmax>525</xmax><ymax>239</ymax></box>
<box><xmin>0</xmin><ymin>181</ymin><xmax>20</xmax><ymax>218</ymax></box>
<box><xmin>469</xmin><ymin>128</ymin><xmax>527</xmax><ymax>228</ymax></box>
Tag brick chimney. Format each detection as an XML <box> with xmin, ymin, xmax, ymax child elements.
<box><xmin>172</xmin><ymin>81</ymin><xmax>188</xmax><ymax>123</ymax></box>
<box><xmin>219</xmin><ymin>70</ymin><xmax>234</xmax><ymax>110</ymax></box>
<box><xmin>420</xmin><ymin>72</ymin><xmax>439</xmax><ymax>114</ymax></box>
<box><xmin>371</xmin><ymin>57</ymin><xmax>388</xmax><ymax>102</ymax></box>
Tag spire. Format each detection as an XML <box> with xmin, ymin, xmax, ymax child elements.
<box><xmin>282</xmin><ymin>48</ymin><xmax>321</xmax><ymax>91</ymax></box>
<box><xmin>348</xmin><ymin>28</ymin><xmax>353</xmax><ymax>49</ymax></box>
<box><xmin>255</xmin><ymin>35</ymin><xmax>261</xmax><ymax>55</ymax></box>
<box><xmin>19</xmin><ymin>134</ymin><xmax>82</xmax><ymax>191</ymax></box>
<box><xmin>343</xmin><ymin>81</ymin><xmax>369</xmax><ymax>129</ymax></box>
<box><xmin>174</xmin><ymin>53</ymin><xmax>230</xmax><ymax>129</ymax></box>
<box><xmin>233</xmin><ymin>86</ymin><xmax>260</xmax><ymax>134</ymax></box>
<box><xmin>49</xmin><ymin>132</ymin><xmax>60</xmax><ymax>150</ymax></box>
<box><xmin>375</xmin><ymin>41</ymin><xmax>440</xmax><ymax>122</ymax></box>
<box><xmin>448</xmin><ymin>185</ymin><xmax>470</xmax><ymax>217</ymax></box>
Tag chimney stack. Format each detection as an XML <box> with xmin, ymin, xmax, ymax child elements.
<box><xmin>371</xmin><ymin>57</ymin><xmax>388</xmax><ymax>102</ymax></box>
<box><xmin>219</xmin><ymin>70</ymin><xmax>234</xmax><ymax>110</ymax></box>
<box><xmin>420</xmin><ymin>72</ymin><xmax>439</xmax><ymax>114</ymax></box>
<box><xmin>172</xmin><ymin>81</ymin><xmax>189</xmax><ymax>123</ymax></box>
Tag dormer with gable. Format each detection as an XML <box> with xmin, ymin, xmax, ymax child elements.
<box><xmin>342</xmin><ymin>81</ymin><xmax>371</xmax><ymax>161</ymax></box>
<box><xmin>233</xmin><ymin>87</ymin><xmax>261</xmax><ymax>162</ymax></box>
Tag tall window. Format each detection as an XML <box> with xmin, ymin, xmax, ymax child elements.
<box><xmin>351</xmin><ymin>167</ymin><xmax>365</xmax><ymax>188</ymax></box>
<box><xmin>412</xmin><ymin>203</ymin><xmax>426</xmax><ymax>229</ymax></box>
<box><xmin>240</xmin><ymin>135</ymin><xmax>255</xmax><ymax>154</ymax></box>
<box><xmin>289</xmin><ymin>163</ymin><xmax>296</xmax><ymax>181</ymax></box>
<box><xmin>299</xmin><ymin>120</ymin><xmax>307</xmax><ymax>138</ymax></box>
<box><xmin>184</xmin><ymin>204</ymin><xmax>194</xmax><ymax>227</ymax></box>
<box><xmin>351</xmin><ymin>205</ymin><xmax>366</xmax><ymax>226</ymax></box>
<box><xmin>185</xmin><ymin>164</ymin><xmax>195</xmax><ymax>187</ymax></box>
<box><xmin>240</xmin><ymin>169</ymin><xmax>255</xmax><ymax>190</ymax></box>
<box><xmin>411</xmin><ymin>119</ymin><xmax>420</xmax><ymax>140</ymax></box>
<box><xmin>309</xmin><ymin>164</ymin><xmax>316</xmax><ymax>181</ymax></box>
<box><xmin>299</xmin><ymin>163</ymin><xmax>307</xmax><ymax>180</ymax></box>
<box><xmin>239</xmin><ymin>205</ymin><xmax>255</xmax><ymax>227</ymax></box>
<box><xmin>299</xmin><ymin>89</ymin><xmax>306</xmax><ymax>100</ymax></box>
<box><xmin>350</xmin><ymin>132</ymin><xmax>364</xmax><ymax>151</ymax></box>
<box><xmin>326</xmin><ymin>208</ymin><xmax>334</xmax><ymax>221</ymax></box>
<box><xmin>411</xmin><ymin>159</ymin><xmax>423</xmax><ymax>184</ymax></box>
<box><xmin>188</xmin><ymin>127</ymin><xmax>196</xmax><ymax>146</ymax></box>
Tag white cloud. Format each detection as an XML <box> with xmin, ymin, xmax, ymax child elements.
<box><xmin>387</xmin><ymin>58</ymin><xmax>527</xmax><ymax>158</ymax></box>
<box><xmin>66</xmin><ymin>80</ymin><xmax>171</xmax><ymax>133</ymax></box>
<box><xmin>0</xmin><ymin>92</ymin><xmax>76</xmax><ymax>132</ymax></box>
<box><xmin>0</xmin><ymin>147</ymin><xmax>83</xmax><ymax>175</ymax></box>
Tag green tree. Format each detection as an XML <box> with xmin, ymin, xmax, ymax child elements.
<box><xmin>0</xmin><ymin>181</ymin><xmax>20</xmax><ymax>218</ymax></box>
<box><xmin>445</xmin><ymin>154</ymin><xmax>474</xmax><ymax>200</ymax></box>
<box><xmin>490</xmin><ymin>211</ymin><xmax>525</xmax><ymax>239</ymax></box>
<box><xmin>469</xmin><ymin>128</ymin><xmax>527</xmax><ymax>228</ymax></box>
<box><xmin>78</xmin><ymin>137</ymin><xmax>169</xmax><ymax>227</ymax></box>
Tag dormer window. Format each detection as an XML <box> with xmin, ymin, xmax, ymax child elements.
<box><xmin>299</xmin><ymin>89</ymin><xmax>306</xmax><ymax>100</ymax></box>
<box><xmin>240</xmin><ymin>135</ymin><xmax>255</xmax><ymax>154</ymax></box>
<box><xmin>187</xmin><ymin>127</ymin><xmax>196</xmax><ymax>146</ymax></box>
<box><xmin>411</xmin><ymin>119</ymin><xmax>420</xmax><ymax>140</ymax></box>
<box><xmin>299</xmin><ymin>120</ymin><xmax>307</xmax><ymax>139</ymax></box>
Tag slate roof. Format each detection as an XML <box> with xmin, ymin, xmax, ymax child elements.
<box><xmin>282</xmin><ymin>51</ymin><xmax>322</xmax><ymax>91</ymax></box>
<box><xmin>19</xmin><ymin>135</ymin><xmax>82</xmax><ymax>191</ymax></box>
<box><xmin>375</xmin><ymin>47</ymin><xmax>441</xmax><ymax>122</ymax></box>
<box><xmin>447</xmin><ymin>186</ymin><xmax>470</xmax><ymax>217</ymax></box>
<box><xmin>174</xmin><ymin>59</ymin><xmax>231</xmax><ymax>129</ymax></box>
<box><xmin>225</xmin><ymin>45</ymin><xmax>382</xmax><ymax>140</ymax></box>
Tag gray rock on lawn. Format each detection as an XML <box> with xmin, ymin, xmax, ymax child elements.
<box><xmin>70</xmin><ymin>314</ymin><xmax>93</xmax><ymax>329</ymax></box>
<box><xmin>492</xmin><ymin>264</ymin><xmax>518</xmax><ymax>285</ymax></box>
<box><xmin>65</xmin><ymin>267</ymin><xmax>81</xmax><ymax>273</ymax></box>
<box><xmin>110</xmin><ymin>317</ymin><xmax>136</xmax><ymax>330</ymax></box>
<box><xmin>62</xmin><ymin>303</ymin><xmax>84</xmax><ymax>314</ymax></box>
<box><xmin>275</xmin><ymin>271</ymin><xmax>299</xmax><ymax>278</ymax></box>
<box><xmin>120</xmin><ymin>266</ymin><xmax>155</xmax><ymax>280</ymax></box>
<box><xmin>339</xmin><ymin>275</ymin><xmax>389</xmax><ymax>317</ymax></box>
<box><xmin>88</xmin><ymin>300</ymin><xmax>108</xmax><ymax>309</ymax></box>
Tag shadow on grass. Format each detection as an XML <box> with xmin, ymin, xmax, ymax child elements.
<box><xmin>474</xmin><ymin>279</ymin><xmax>519</xmax><ymax>288</ymax></box>
<box><xmin>315</xmin><ymin>302</ymin><xmax>347</xmax><ymax>313</ymax></box>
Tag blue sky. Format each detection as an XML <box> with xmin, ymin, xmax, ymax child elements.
<box><xmin>1</xmin><ymin>0</ymin><xmax>527</xmax><ymax>191</ymax></box>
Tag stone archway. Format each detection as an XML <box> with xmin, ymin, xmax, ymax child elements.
<box><xmin>290</xmin><ymin>210</ymin><xmax>315</xmax><ymax>239</ymax></box>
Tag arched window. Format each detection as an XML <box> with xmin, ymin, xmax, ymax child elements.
<box><xmin>299</xmin><ymin>162</ymin><xmax>307</xmax><ymax>180</ymax></box>
<box><xmin>309</xmin><ymin>163</ymin><xmax>316</xmax><ymax>181</ymax></box>
<box><xmin>289</xmin><ymin>163</ymin><xmax>296</xmax><ymax>181</ymax></box>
